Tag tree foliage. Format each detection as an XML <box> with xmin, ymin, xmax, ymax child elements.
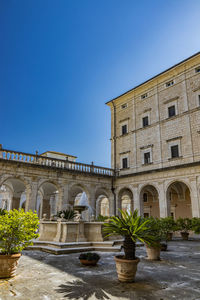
<box><xmin>0</xmin><ymin>209</ymin><xmax>39</xmax><ymax>255</ymax></box>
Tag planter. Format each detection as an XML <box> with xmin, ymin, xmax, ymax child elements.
<box><xmin>166</xmin><ymin>232</ymin><xmax>173</xmax><ymax>241</ymax></box>
<box><xmin>114</xmin><ymin>255</ymin><xmax>140</xmax><ymax>282</ymax></box>
<box><xmin>0</xmin><ymin>253</ymin><xmax>21</xmax><ymax>278</ymax></box>
<box><xmin>146</xmin><ymin>244</ymin><xmax>161</xmax><ymax>260</ymax></box>
<box><xmin>79</xmin><ymin>258</ymin><xmax>99</xmax><ymax>266</ymax></box>
<box><xmin>181</xmin><ymin>232</ymin><xmax>189</xmax><ymax>240</ymax></box>
<box><xmin>160</xmin><ymin>242</ymin><xmax>167</xmax><ymax>251</ymax></box>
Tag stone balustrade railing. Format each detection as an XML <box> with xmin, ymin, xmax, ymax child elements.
<box><xmin>0</xmin><ymin>148</ymin><xmax>114</xmax><ymax>176</ymax></box>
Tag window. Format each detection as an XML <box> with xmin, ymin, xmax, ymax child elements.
<box><xmin>122</xmin><ymin>124</ymin><xmax>127</xmax><ymax>135</ymax></box>
<box><xmin>171</xmin><ymin>145</ymin><xmax>179</xmax><ymax>158</ymax></box>
<box><xmin>142</xmin><ymin>116</ymin><xmax>149</xmax><ymax>127</ymax></box>
<box><xmin>122</xmin><ymin>157</ymin><xmax>128</xmax><ymax>169</ymax></box>
<box><xmin>121</xmin><ymin>103</ymin><xmax>127</xmax><ymax>109</ymax></box>
<box><xmin>166</xmin><ymin>80</ymin><xmax>174</xmax><ymax>87</ymax></box>
<box><xmin>144</xmin><ymin>213</ymin><xmax>149</xmax><ymax>218</ymax></box>
<box><xmin>141</xmin><ymin>93</ymin><xmax>148</xmax><ymax>99</ymax></box>
<box><xmin>199</xmin><ymin>95</ymin><xmax>200</xmax><ymax>106</ymax></box>
<box><xmin>195</xmin><ymin>66</ymin><xmax>200</xmax><ymax>73</ymax></box>
<box><xmin>143</xmin><ymin>193</ymin><xmax>148</xmax><ymax>202</ymax></box>
<box><xmin>168</xmin><ymin>105</ymin><xmax>176</xmax><ymax>118</ymax></box>
<box><xmin>144</xmin><ymin>152</ymin><xmax>151</xmax><ymax>164</ymax></box>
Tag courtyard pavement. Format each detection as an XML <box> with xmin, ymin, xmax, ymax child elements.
<box><xmin>0</xmin><ymin>241</ymin><xmax>200</xmax><ymax>300</ymax></box>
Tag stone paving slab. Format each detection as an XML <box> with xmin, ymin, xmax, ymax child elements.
<box><xmin>0</xmin><ymin>241</ymin><xmax>200</xmax><ymax>300</ymax></box>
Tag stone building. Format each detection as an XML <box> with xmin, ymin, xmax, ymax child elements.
<box><xmin>106</xmin><ymin>52</ymin><xmax>200</xmax><ymax>219</ymax></box>
<box><xmin>0</xmin><ymin>53</ymin><xmax>200</xmax><ymax>220</ymax></box>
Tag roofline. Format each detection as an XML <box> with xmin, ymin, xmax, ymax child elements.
<box><xmin>105</xmin><ymin>51</ymin><xmax>200</xmax><ymax>105</ymax></box>
<box><xmin>40</xmin><ymin>151</ymin><xmax>77</xmax><ymax>158</ymax></box>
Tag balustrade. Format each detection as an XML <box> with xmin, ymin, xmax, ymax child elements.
<box><xmin>0</xmin><ymin>148</ymin><xmax>114</xmax><ymax>176</ymax></box>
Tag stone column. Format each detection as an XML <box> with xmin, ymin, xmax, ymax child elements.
<box><xmin>132</xmin><ymin>185</ymin><xmax>143</xmax><ymax>216</ymax></box>
<box><xmin>109</xmin><ymin>194</ymin><xmax>115</xmax><ymax>216</ymax></box>
<box><xmin>88</xmin><ymin>187</ymin><xmax>96</xmax><ymax>216</ymax></box>
<box><xmin>25</xmin><ymin>181</ymin><xmax>38</xmax><ymax>212</ymax></box>
<box><xmin>189</xmin><ymin>177</ymin><xmax>200</xmax><ymax>217</ymax></box>
<box><xmin>57</xmin><ymin>183</ymin><xmax>70</xmax><ymax>211</ymax></box>
<box><xmin>158</xmin><ymin>182</ymin><xmax>170</xmax><ymax>218</ymax></box>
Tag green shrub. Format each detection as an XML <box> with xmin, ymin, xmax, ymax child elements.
<box><xmin>0</xmin><ymin>208</ymin><xmax>6</xmax><ymax>216</ymax></box>
<box><xmin>96</xmin><ymin>214</ymin><xmax>109</xmax><ymax>222</ymax></box>
<box><xmin>0</xmin><ymin>209</ymin><xmax>39</xmax><ymax>255</ymax></box>
<box><xmin>159</xmin><ymin>217</ymin><xmax>177</xmax><ymax>234</ymax></box>
<box><xmin>57</xmin><ymin>209</ymin><xmax>77</xmax><ymax>220</ymax></box>
<box><xmin>191</xmin><ymin>217</ymin><xmax>200</xmax><ymax>234</ymax></box>
<box><xmin>176</xmin><ymin>218</ymin><xmax>192</xmax><ymax>233</ymax></box>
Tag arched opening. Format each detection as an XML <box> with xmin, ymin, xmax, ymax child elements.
<box><xmin>69</xmin><ymin>184</ymin><xmax>91</xmax><ymax>220</ymax></box>
<box><xmin>0</xmin><ymin>178</ymin><xmax>26</xmax><ymax>210</ymax></box>
<box><xmin>100</xmin><ymin>197</ymin><xmax>109</xmax><ymax>216</ymax></box>
<box><xmin>118</xmin><ymin>188</ymin><xmax>133</xmax><ymax>214</ymax></box>
<box><xmin>140</xmin><ymin>185</ymin><xmax>160</xmax><ymax>218</ymax></box>
<box><xmin>167</xmin><ymin>181</ymin><xmax>192</xmax><ymax>219</ymax></box>
<box><xmin>39</xmin><ymin>182</ymin><xmax>58</xmax><ymax>219</ymax></box>
<box><xmin>95</xmin><ymin>188</ymin><xmax>110</xmax><ymax>217</ymax></box>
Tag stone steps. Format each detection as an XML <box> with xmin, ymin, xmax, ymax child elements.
<box><xmin>26</xmin><ymin>244</ymin><xmax>122</xmax><ymax>255</ymax></box>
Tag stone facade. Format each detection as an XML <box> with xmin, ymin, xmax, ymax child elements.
<box><xmin>107</xmin><ymin>52</ymin><xmax>200</xmax><ymax>218</ymax></box>
<box><xmin>0</xmin><ymin>53</ymin><xmax>200</xmax><ymax>220</ymax></box>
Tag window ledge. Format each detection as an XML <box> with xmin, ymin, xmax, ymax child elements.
<box><xmin>168</xmin><ymin>156</ymin><xmax>183</xmax><ymax>161</ymax></box>
<box><xmin>120</xmin><ymin>133</ymin><xmax>129</xmax><ymax>137</ymax></box>
<box><xmin>142</xmin><ymin>162</ymin><xmax>153</xmax><ymax>166</ymax></box>
<box><xmin>120</xmin><ymin>167</ymin><xmax>130</xmax><ymax>170</ymax></box>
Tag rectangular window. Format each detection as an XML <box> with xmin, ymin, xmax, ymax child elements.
<box><xmin>166</xmin><ymin>80</ymin><xmax>174</xmax><ymax>87</ymax></box>
<box><xmin>143</xmin><ymin>193</ymin><xmax>148</xmax><ymax>202</ymax></box>
<box><xmin>122</xmin><ymin>124</ymin><xmax>127</xmax><ymax>135</ymax></box>
<box><xmin>144</xmin><ymin>213</ymin><xmax>149</xmax><ymax>218</ymax></box>
<box><xmin>122</xmin><ymin>158</ymin><xmax>128</xmax><ymax>169</ymax></box>
<box><xmin>144</xmin><ymin>152</ymin><xmax>151</xmax><ymax>164</ymax></box>
<box><xmin>171</xmin><ymin>145</ymin><xmax>179</xmax><ymax>158</ymax></box>
<box><xmin>121</xmin><ymin>103</ymin><xmax>127</xmax><ymax>109</ymax></box>
<box><xmin>195</xmin><ymin>66</ymin><xmax>200</xmax><ymax>73</ymax></box>
<box><xmin>142</xmin><ymin>116</ymin><xmax>149</xmax><ymax>127</ymax></box>
<box><xmin>141</xmin><ymin>93</ymin><xmax>148</xmax><ymax>99</ymax></box>
<box><xmin>168</xmin><ymin>105</ymin><xmax>176</xmax><ymax>118</ymax></box>
<box><xmin>198</xmin><ymin>95</ymin><xmax>200</xmax><ymax>106</ymax></box>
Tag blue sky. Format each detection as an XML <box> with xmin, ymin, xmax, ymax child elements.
<box><xmin>1</xmin><ymin>0</ymin><xmax>200</xmax><ymax>167</ymax></box>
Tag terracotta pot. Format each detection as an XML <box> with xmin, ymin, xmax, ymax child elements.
<box><xmin>146</xmin><ymin>244</ymin><xmax>161</xmax><ymax>260</ymax></box>
<box><xmin>181</xmin><ymin>232</ymin><xmax>189</xmax><ymax>240</ymax></box>
<box><xmin>166</xmin><ymin>232</ymin><xmax>173</xmax><ymax>241</ymax></box>
<box><xmin>114</xmin><ymin>255</ymin><xmax>140</xmax><ymax>283</ymax></box>
<box><xmin>0</xmin><ymin>253</ymin><xmax>21</xmax><ymax>278</ymax></box>
<box><xmin>79</xmin><ymin>259</ymin><xmax>99</xmax><ymax>266</ymax></box>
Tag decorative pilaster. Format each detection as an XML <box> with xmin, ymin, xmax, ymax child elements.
<box><xmin>189</xmin><ymin>177</ymin><xmax>200</xmax><ymax>217</ymax></box>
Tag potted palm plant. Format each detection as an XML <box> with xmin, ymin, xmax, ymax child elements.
<box><xmin>103</xmin><ymin>209</ymin><xmax>156</xmax><ymax>283</ymax></box>
<box><xmin>57</xmin><ymin>209</ymin><xmax>77</xmax><ymax>220</ymax></box>
<box><xmin>176</xmin><ymin>218</ymin><xmax>192</xmax><ymax>240</ymax></box>
<box><xmin>0</xmin><ymin>209</ymin><xmax>39</xmax><ymax>278</ymax></box>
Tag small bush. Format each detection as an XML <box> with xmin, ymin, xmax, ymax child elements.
<box><xmin>96</xmin><ymin>214</ymin><xmax>109</xmax><ymax>222</ymax></box>
<box><xmin>79</xmin><ymin>252</ymin><xmax>100</xmax><ymax>261</ymax></box>
<box><xmin>176</xmin><ymin>218</ymin><xmax>192</xmax><ymax>233</ymax></box>
<box><xmin>0</xmin><ymin>209</ymin><xmax>39</xmax><ymax>255</ymax></box>
<box><xmin>192</xmin><ymin>217</ymin><xmax>200</xmax><ymax>234</ymax></box>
